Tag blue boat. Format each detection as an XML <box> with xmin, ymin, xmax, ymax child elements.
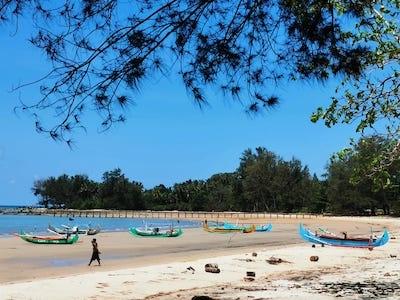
<box><xmin>223</xmin><ymin>222</ymin><xmax>272</xmax><ymax>232</ymax></box>
<box><xmin>255</xmin><ymin>223</ymin><xmax>273</xmax><ymax>232</ymax></box>
<box><xmin>299</xmin><ymin>224</ymin><xmax>389</xmax><ymax>249</ymax></box>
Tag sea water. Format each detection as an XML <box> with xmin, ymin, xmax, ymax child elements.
<box><xmin>0</xmin><ymin>214</ymin><xmax>200</xmax><ymax>236</ymax></box>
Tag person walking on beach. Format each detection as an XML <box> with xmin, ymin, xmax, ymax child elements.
<box><xmin>88</xmin><ymin>238</ymin><xmax>101</xmax><ymax>266</ymax></box>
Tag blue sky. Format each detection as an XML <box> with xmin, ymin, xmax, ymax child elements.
<box><xmin>0</xmin><ymin>23</ymin><xmax>358</xmax><ymax>206</ymax></box>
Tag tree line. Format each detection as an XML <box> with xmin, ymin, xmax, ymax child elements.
<box><xmin>33</xmin><ymin>136</ymin><xmax>400</xmax><ymax>215</ymax></box>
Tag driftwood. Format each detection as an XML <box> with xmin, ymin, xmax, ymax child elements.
<box><xmin>266</xmin><ymin>256</ymin><xmax>292</xmax><ymax>265</ymax></box>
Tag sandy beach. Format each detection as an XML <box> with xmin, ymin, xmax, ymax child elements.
<box><xmin>0</xmin><ymin>217</ymin><xmax>398</xmax><ymax>299</ymax></box>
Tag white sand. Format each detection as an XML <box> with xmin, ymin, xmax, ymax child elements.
<box><xmin>2</xmin><ymin>238</ymin><xmax>399</xmax><ymax>299</ymax></box>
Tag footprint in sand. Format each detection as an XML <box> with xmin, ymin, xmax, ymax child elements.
<box><xmin>123</xmin><ymin>281</ymin><xmax>135</xmax><ymax>285</ymax></box>
<box><xmin>96</xmin><ymin>282</ymin><xmax>110</xmax><ymax>288</ymax></box>
<box><xmin>119</xmin><ymin>291</ymin><xmax>131</xmax><ymax>295</ymax></box>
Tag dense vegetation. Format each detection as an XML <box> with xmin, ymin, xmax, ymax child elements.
<box><xmin>33</xmin><ymin>136</ymin><xmax>400</xmax><ymax>215</ymax></box>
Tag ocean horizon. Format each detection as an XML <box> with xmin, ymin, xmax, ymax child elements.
<box><xmin>0</xmin><ymin>204</ymin><xmax>39</xmax><ymax>209</ymax></box>
<box><xmin>0</xmin><ymin>214</ymin><xmax>200</xmax><ymax>236</ymax></box>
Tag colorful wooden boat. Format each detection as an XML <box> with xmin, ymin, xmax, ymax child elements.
<box><xmin>203</xmin><ymin>223</ymin><xmax>256</xmax><ymax>233</ymax></box>
<box><xmin>49</xmin><ymin>224</ymin><xmax>99</xmax><ymax>235</ymax></box>
<box><xmin>299</xmin><ymin>224</ymin><xmax>389</xmax><ymax>249</ymax></box>
<box><xmin>223</xmin><ymin>222</ymin><xmax>272</xmax><ymax>232</ymax></box>
<box><xmin>256</xmin><ymin>223</ymin><xmax>273</xmax><ymax>232</ymax></box>
<box><xmin>18</xmin><ymin>231</ymin><xmax>79</xmax><ymax>244</ymax></box>
<box><xmin>61</xmin><ymin>224</ymin><xmax>88</xmax><ymax>234</ymax></box>
<box><xmin>129</xmin><ymin>227</ymin><xmax>183</xmax><ymax>238</ymax></box>
<box><xmin>87</xmin><ymin>227</ymin><xmax>101</xmax><ymax>235</ymax></box>
<box><xmin>48</xmin><ymin>224</ymin><xmax>83</xmax><ymax>234</ymax></box>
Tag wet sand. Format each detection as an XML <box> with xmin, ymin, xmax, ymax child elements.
<box><xmin>0</xmin><ymin>217</ymin><xmax>392</xmax><ymax>283</ymax></box>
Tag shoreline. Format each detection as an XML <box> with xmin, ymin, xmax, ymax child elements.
<box><xmin>2</xmin><ymin>236</ymin><xmax>399</xmax><ymax>299</ymax></box>
<box><xmin>1</xmin><ymin>217</ymin><xmax>398</xmax><ymax>299</ymax></box>
<box><xmin>2</xmin><ymin>207</ymin><xmax>395</xmax><ymax>220</ymax></box>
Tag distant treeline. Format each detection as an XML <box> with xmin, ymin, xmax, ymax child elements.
<box><xmin>33</xmin><ymin>136</ymin><xmax>400</xmax><ymax>215</ymax></box>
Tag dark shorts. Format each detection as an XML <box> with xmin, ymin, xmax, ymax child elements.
<box><xmin>91</xmin><ymin>250</ymin><xmax>100</xmax><ymax>260</ymax></box>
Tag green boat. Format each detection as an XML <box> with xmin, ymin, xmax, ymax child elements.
<box><xmin>129</xmin><ymin>227</ymin><xmax>183</xmax><ymax>238</ymax></box>
<box><xmin>18</xmin><ymin>231</ymin><xmax>79</xmax><ymax>244</ymax></box>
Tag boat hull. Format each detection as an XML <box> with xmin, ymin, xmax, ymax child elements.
<box><xmin>48</xmin><ymin>225</ymin><xmax>86</xmax><ymax>234</ymax></box>
<box><xmin>223</xmin><ymin>222</ymin><xmax>272</xmax><ymax>232</ymax></box>
<box><xmin>255</xmin><ymin>224</ymin><xmax>273</xmax><ymax>232</ymax></box>
<box><xmin>298</xmin><ymin>224</ymin><xmax>389</xmax><ymax>248</ymax></box>
<box><xmin>129</xmin><ymin>227</ymin><xmax>183</xmax><ymax>238</ymax></box>
<box><xmin>87</xmin><ymin>228</ymin><xmax>100</xmax><ymax>235</ymax></box>
<box><xmin>203</xmin><ymin>224</ymin><xmax>256</xmax><ymax>233</ymax></box>
<box><xmin>18</xmin><ymin>232</ymin><xmax>79</xmax><ymax>244</ymax></box>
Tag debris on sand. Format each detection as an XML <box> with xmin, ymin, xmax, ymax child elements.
<box><xmin>315</xmin><ymin>281</ymin><xmax>400</xmax><ymax>298</ymax></box>
<box><xmin>246</xmin><ymin>271</ymin><xmax>255</xmax><ymax>277</ymax></box>
<box><xmin>266</xmin><ymin>256</ymin><xmax>292</xmax><ymax>265</ymax></box>
<box><xmin>243</xmin><ymin>277</ymin><xmax>255</xmax><ymax>282</ymax></box>
<box><xmin>205</xmin><ymin>263</ymin><xmax>220</xmax><ymax>274</ymax></box>
<box><xmin>243</xmin><ymin>271</ymin><xmax>256</xmax><ymax>282</ymax></box>
<box><xmin>236</xmin><ymin>258</ymin><xmax>254</xmax><ymax>262</ymax></box>
<box><xmin>191</xmin><ymin>296</ymin><xmax>215</xmax><ymax>300</ymax></box>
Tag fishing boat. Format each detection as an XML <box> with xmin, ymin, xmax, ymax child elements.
<box><xmin>129</xmin><ymin>227</ymin><xmax>183</xmax><ymax>238</ymax></box>
<box><xmin>48</xmin><ymin>224</ymin><xmax>90</xmax><ymax>235</ymax></box>
<box><xmin>18</xmin><ymin>231</ymin><xmax>79</xmax><ymax>244</ymax></box>
<box><xmin>223</xmin><ymin>222</ymin><xmax>272</xmax><ymax>232</ymax></box>
<box><xmin>203</xmin><ymin>222</ymin><xmax>256</xmax><ymax>233</ymax></box>
<box><xmin>87</xmin><ymin>227</ymin><xmax>101</xmax><ymax>235</ymax></box>
<box><xmin>255</xmin><ymin>223</ymin><xmax>273</xmax><ymax>232</ymax></box>
<box><xmin>61</xmin><ymin>224</ymin><xmax>88</xmax><ymax>234</ymax></box>
<box><xmin>48</xmin><ymin>224</ymin><xmax>80</xmax><ymax>234</ymax></box>
<box><xmin>299</xmin><ymin>224</ymin><xmax>389</xmax><ymax>249</ymax></box>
